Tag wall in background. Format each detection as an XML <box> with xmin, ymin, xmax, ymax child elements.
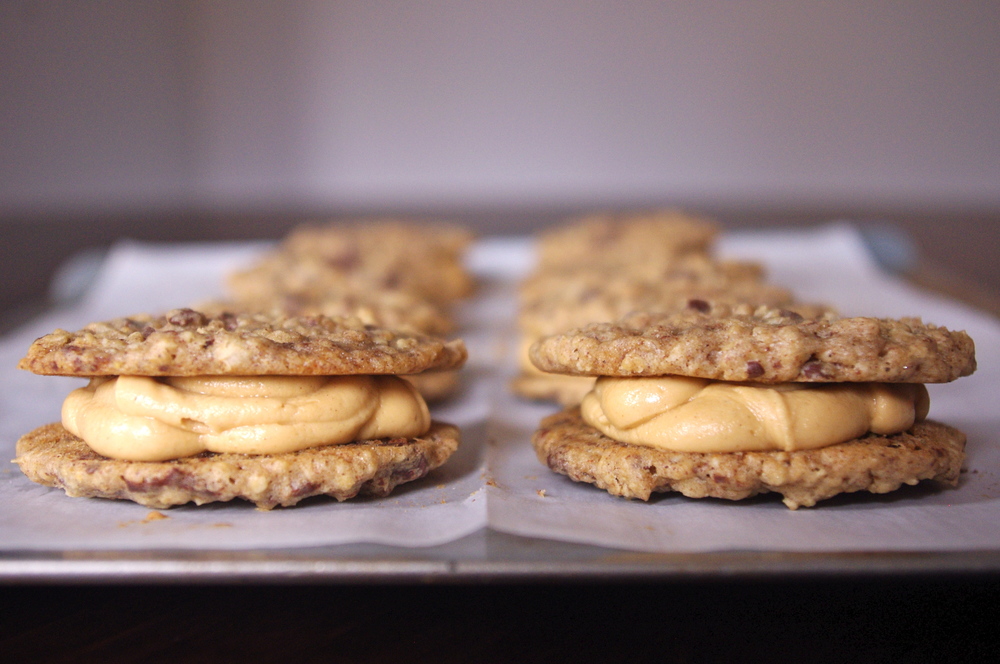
<box><xmin>1</xmin><ymin>2</ymin><xmax>190</xmax><ymax>214</ymax></box>
<box><xmin>2</xmin><ymin>1</ymin><xmax>999</xmax><ymax>219</ymax></box>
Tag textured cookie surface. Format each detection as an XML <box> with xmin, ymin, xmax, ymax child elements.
<box><xmin>518</xmin><ymin>285</ymin><xmax>828</xmax><ymax>339</ymax></box>
<box><xmin>535</xmin><ymin>210</ymin><xmax>717</xmax><ymax>269</ymax></box>
<box><xmin>530</xmin><ymin>306</ymin><xmax>976</xmax><ymax>383</ymax></box>
<box><xmin>15</xmin><ymin>422</ymin><xmax>460</xmax><ymax>509</ymax></box>
<box><xmin>531</xmin><ymin>408</ymin><xmax>965</xmax><ymax>509</ymax></box>
<box><xmin>227</xmin><ymin>251</ymin><xmax>474</xmax><ymax>307</ymax></box>
<box><xmin>199</xmin><ymin>288</ymin><xmax>455</xmax><ymax>337</ymax></box>
<box><xmin>227</xmin><ymin>219</ymin><xmax>475</xmax><ymax>305</ymax></box>
<box><xmin>19</xmin><ymin>309</ymin><xmax>467</xmax><ymax>377</ymax></box>
<box><xmin>518</xmin><ymin>255</ymin><xmax>769</xmax><ymax>305</ymax></box>
<box><xmin>281</xmin><ymin>218</ymin><xmax>473</xmax><ymax>263</ymax></box>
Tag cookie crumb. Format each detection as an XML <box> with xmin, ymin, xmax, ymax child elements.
<box><xmin>537</xmin><ymin>489</ymin><xmax>547</xmax><ymax>497</ymax></box>
<box><xmin>143</xmin><ymin>511</ymin><xmax>168</xmax><ymax>523</ymax></box>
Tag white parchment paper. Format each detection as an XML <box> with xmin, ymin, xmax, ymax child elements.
<box><xmin>2</xmin><ymin>224</ymin><xmax>998</xmax><ymax>553</ymax></box>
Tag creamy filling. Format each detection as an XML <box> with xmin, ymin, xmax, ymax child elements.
<box><xmin>580</xmin><ymin>376</ymin><xmax>929</xmax><ymax>453</ymax></box>
<box><xmin>62</xmin><ymin>375</ymin><xmax>431</xmax><ymax>461</ymax></box>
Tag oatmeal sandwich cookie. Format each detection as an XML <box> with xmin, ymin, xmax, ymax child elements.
<box><xmin>529</xmin><ymin>304</ymin><xmax>976</xmax><ymax>509</ymax></box>
<box><xmin>15</xmin><ymin>309</ymin><xmax>467</xmax><ymax>509</ymax></box>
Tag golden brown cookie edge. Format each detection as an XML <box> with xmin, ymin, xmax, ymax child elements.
<box><xmin>18</xmin><ymin>309</ymin><xmax>468</xmax><ymax>377</ymax></box>
<box><xmin>15</xmin><ymin>421</ymin><xmax>460</xmax><ymax>509</ymax></box>
<box><xmin>531</xmin><ymin>408</ymin><xmax>965</xmax><ymax>509</ymax></box>
<box><xmin>529</xmin><ymin>309</ymin><xmax>976</xmax><ymax>384</ymax></box>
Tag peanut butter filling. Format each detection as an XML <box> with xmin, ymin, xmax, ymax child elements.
<box><xmin>580</xmin><ymin>376</ymin><xmax>929</xmax><ymax>453</ymax></box>
<box><xmin>62</xmin><ymin>375</ymin><xmax>431</xmax><ymax>461</ymax></box>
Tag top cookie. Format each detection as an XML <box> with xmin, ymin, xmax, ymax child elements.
<box><xmin>529</xmin><ymin>305</ymin><xmax>976</xmax><ymax>384</ymax></box>
<box><xmin>19</xmin><ymin>309</ymin><xmax>468</xmax><ymax>377</ymax></box>
<box><xmin>282</xmin><ymin>218</ymin><xmax>474</xmax><ymax>261</ymax></box>
<box><xmin>517</xmin><ymin>270</ymin><xmax>816</xmax><ymax>338</ymax></box>
<box><xmin>198</xmin><ymin>287</ymin><xmax>455</xmax><ymax>337</ymax></box>
<box><xmin>518</xmin><ymin>255</ymin><xmax>770</xmax><ymax>307</ymax></box>
<box><xmin>534</xmin><ymin>210</ymin><xmax>718</xmax><ymax>270</ymax></box>
<box><xmin>227</xmin><ymin>219</ymin><xmax>475</xmax><ymax>305</ymax></box>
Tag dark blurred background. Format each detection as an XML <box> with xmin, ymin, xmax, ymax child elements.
<box><xmin>3</xmin><ymin>1</ymin><xmax>999</xmax><ymax>316</ymax></box>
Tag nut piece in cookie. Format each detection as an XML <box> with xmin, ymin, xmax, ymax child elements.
<box><xmin>14</xmin><ymin>309</ymin><xmax>467</xmax><ymax>509</ymax></box>
<box><xmin>528</xmin><ymin>306</ymin><xmax>975</xmax><ymax>508</ymax></box>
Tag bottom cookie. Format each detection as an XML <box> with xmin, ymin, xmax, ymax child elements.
<box><xmin>531</xmin><ymin>408</ymin><xmax>965</xmax><ymax>509</ymax></box>
<box><xmin>15</xmin><ymin>421</ymin><xmax>460</xmax><ymax>509</ymax></box>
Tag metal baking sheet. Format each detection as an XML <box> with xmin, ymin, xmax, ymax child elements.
<box><xmin>2</xmin><ymin>225</ymin><xmax>999</xmax><ymax>583</ymax></box>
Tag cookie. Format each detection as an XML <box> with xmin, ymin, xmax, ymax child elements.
<box><xmin>16</xmin><ymin>421</ymin><xmax>460</xmax><ymax>509</ymax></box>
<box><xmin>198</xmin><ymin>288</ymin><xmax>456</xmax><ymax>337</ymax></box>
<box><xmin>19</xmin><ymin>308</ymin><xmax>467</xmax><ymax>377</ymax></box>
<box><xmin>532</xmin><ymin>408</ymin><xmax>965</xmax><ymax>509</ymax></box>
<box><xmin>227</xmin><ymin>219</ymin><xmax>475</xmax><ymax>306</ymax></box>
<box><xmin>529</xmin><ymin>305</ymin><xmax>976</xmax><ymax>384</ymax></box>
<box><xmin>518</xmin><ymin>255</ymin><xmax>770</xmax><ymax>306</ymax></box>
<box><xmin>517</xmin><ymin>289</ymin><xmax>832</xmax><ymax>349</ymax></box>
<box><xmin>282</xmin><ymin>218</ymin><xmax>473</xmax><ymax>263</ymax></box>
<box><xmin>227</xmin><ymin>252</ymin><xmax>474</xmax><ymax>308</ymax></box>
<box><xmin>535</xmin><ymin>209</ymin><xmax>718</xmax><ymax>270</ymax></box>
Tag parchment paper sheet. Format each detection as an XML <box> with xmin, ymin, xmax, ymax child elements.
<box><xmin>2</xmin><ymin>223</ymin><xmax>998</xmax><ymax>553</ymax></box>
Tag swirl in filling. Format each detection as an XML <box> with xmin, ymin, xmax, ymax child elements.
<box><xmin>580</xmin><ymin>376</ymin><xmax>929</xmax><ymax>453</ymax></box>
<box><xmin>62</xmin><ymin>375</ymin><xmax>430</xmax><ymax>461</ymax></box>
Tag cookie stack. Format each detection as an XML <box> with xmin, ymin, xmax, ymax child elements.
<box><xmin>523</xmin><ymin>214</ymin><xmax>978</xmax><ymax>508</ymax></box>
<box><xmin>511</xmin><ymin>209</ymin><xmax>825</xmax><ymax>406</ymax></box>
<box><xmin>14</xmin><ymin>219</ymin><xmax>475</xmax><ymax>508</ymax></box>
